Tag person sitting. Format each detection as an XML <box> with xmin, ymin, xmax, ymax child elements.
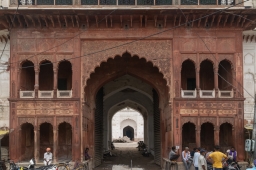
<box><xmin>226</xmin><ymin>147</ymin><xmax>237</xmax><ymax>162</ymax></box>
<box><xmin>44</xmin><ymin>148</ymin><xmax>52</xmax><ymax>166</ymax></box>
<box><xmin>182</xmin><ymin>147</ymin><xmax>192</xmax><ymax>170</ymax></box>
<box><xmin>169</xmin><ymin>146</ymin><xmax>180</xmax><ymax>161</ymax></box>
<box><xmin>84</xmin><ymin>147</ymin><xmax>91</xmax><ymax>160</ymax></box>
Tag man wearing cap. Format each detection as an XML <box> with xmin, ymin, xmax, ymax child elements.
<box><xmin>44</xmin><ymin>148</ymin><xmax>53</xmax><ymax>166</ymax></box>
<box><xmin>198</xmin><ymin>149</ymin><xmax>207</xmax><ymax>170</ymax></box>
<box><xmin>182</xmin><ymin>147</ymin><xmax>192</xmax><ymax>170</ymax></box>
<box><xmin>207</xmin><ymin>145</ymin><xmax>228</xmax><ymax>170</ymax></box>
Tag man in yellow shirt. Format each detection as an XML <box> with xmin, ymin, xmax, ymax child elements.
<box><xmin>207</xmin><ymin>145</ymin><xmax>228</xmax><ymax>170</ymax></box>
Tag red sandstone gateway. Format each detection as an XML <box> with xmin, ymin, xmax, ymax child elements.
<box><xmin>1</xmin><ymin>1</ymin><xmax>255</xmax><ymax>168</ymax></box>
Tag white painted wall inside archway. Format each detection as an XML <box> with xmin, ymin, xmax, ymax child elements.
<box><xmin>112</xmin><ymin>107</ymin><xmax>144</xmax><ymax>141</ymax></box>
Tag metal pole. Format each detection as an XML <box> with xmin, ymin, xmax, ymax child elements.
<box><xmin>131</xmin><ymin>160</ymin><xmax>132</xmax><ymax>170</ymax></box>
<box><xmin>252</xmin><ymin>94</ymin><xmax>256</xmax><ymax>159</ymax></box>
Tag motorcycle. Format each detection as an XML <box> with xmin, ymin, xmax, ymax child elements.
<box><xmin>9</xmin><ymin>159</ymin><xmax>57</xmax><ymax>170</ymax></box>
<box><xmin>223</xmin><ymin>158</ymin><xmax>241</xmax><ymax>170</ymax></box>
<box><xmin>207</xmin><ymin>161</ymin><xmax>213</xmax><ymax>170</ymax></box>
<box><xmin>142</xmin><ymin>148</ymin><xmax>150</xmax><ymax>157</ymax></box>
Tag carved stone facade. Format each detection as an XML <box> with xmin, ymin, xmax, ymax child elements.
<box><xmin>243</xmin><ymin>30</ymin><xmax>256</xmax><ymax>126</ymax></box>
<box><xmin>5</xmin><ymin>8</ymin><xmax>252</xmax><ymax>165</ymax></box>
<box><xmin>0</xmin><ymin>29</ymin><xmax>10</xmax><ymax>129</ymax></box>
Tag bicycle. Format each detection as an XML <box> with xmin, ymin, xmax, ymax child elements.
<box><xmin>57</xmin><ymin>160</ymin><xmax>89</xmax><ymax>170</ymax></box>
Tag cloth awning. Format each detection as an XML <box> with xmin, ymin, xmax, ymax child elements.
<box><xmin>0</xmin><ymin>130</ymin><xmax>9</xmax><ymax>139</ymax></box>
<box><xmin>245</xmin><ymin>124</ymin><xmax>253</xmax><ymax>130</ymax></box>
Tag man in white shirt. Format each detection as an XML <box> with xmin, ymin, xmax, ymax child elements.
<box><xmin>44</xmin><ymin>148</ymin><xmax>53</xmax><ymax>166</ymax></box>
<box><xmin>182</xmin><ymin>147</ymin><xmax>192</xmax><ymax>170</ymax></box>
<box><xmin>193</xmin><ymin>148</ymin><xmax>200</xmax><ymax>170</ymax></box>
<box><xmin>198</xmin><ymin>149</ymin><xmax>207</xmax><ymax>170</ymax></box>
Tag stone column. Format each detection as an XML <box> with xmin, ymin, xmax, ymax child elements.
<box><xmin>196</xmin><ymin>67</ymin><xmax>200</xmax><ymax>97</ymax></box>
<box><xmin>214</xmin><ymin>67</ymin><xmax>219</xmax><ymax>98</ymax></box>
<box><xmin>18</xmin><ymin>128</ymin><xmax>22</xmax><ymax>161</ymax></box>
<box><xmin>196</xmin><ymin>129</ymin><xmax>200</xmax><ymax>147</ymax></box>
<box><xmin>214</xmin><ymin>126</ymin><xmax>220</xmax><ymax>146</ymax></box>
<box><xmin>53</xmin><ymin>129</ymin><xmax>58</xmax><ymax>163</ymax></box>
<box><xmin>34</xmin><ymin>69</ymin><xmax>39</xmax><ymax>98</ymax></box>
<box><xmin>53</xmin><ymin>68</ymin><xmax>57</xmax><ymax>98</ymax></box>
<box><xmin>34</xmin><ymin>126</ymin><xmax>40</xmax><ymax>163</ymax></box>
<box><xmin>17</xmin><ymin>69</ymin><xmax>21</xmax><ymax>98</ymax></box>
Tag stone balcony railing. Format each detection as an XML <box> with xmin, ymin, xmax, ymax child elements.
<box><xmin>199</xmin><ymin>89</ymin><xmax>215</xmax><ymax>98</ymax></box>
<box><xmin>20</xmin><ymin>90</ymin><xmax>35</xmax><ymax>98</ymax></box>
<box><xmin>17</xmin><ymin>0</ymin><xmax>234</xmax><ymax>6</ymax></box>
<box><xmin>180</xmin><ymin>89</ymin><xmax>234</xmax><ymax>98</ymax></box>
<box><xmin>181</xmin><ymin>89</ymin><xmax>196</xmax><ymax>98</ymax></box>
<box><xmin>57</xmin><ymin>90</ymin><xmax>72</xmax><ymax>98</ymax></box>
<box><xmin>218</xmin><ymin>89</ymin><xmax>233</xmax><ymax>98</ymax></box>
<box><xmin>38</xmin><ymin>90</ymin><xmax>54</xmax><ymax>98</ymax></box>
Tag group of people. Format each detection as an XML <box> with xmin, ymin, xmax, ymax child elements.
<box><xmin>169</xmin><ymin>145</ymin><xmax>237</xmax><ymax>170</ymax></box>
<box><xmin>42</xmin><ymin>147</ymin><xmax>91</xmax><ymax>166</ymax></box>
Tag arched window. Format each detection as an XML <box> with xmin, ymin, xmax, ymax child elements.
<box><xmin>200</xmin><ymin>60</ymin><xmax>214</xmax><ymax>90</ymax></box>
<box><xmin>58</xmin><ymin>61</ymin><xmax>72</xmax><ymax>90</ymax></box>
<box><xmin>39</xmin><ymin>60</ymin><xmax>53</xmax><ymax>90</ymax></box>
<box><xmin>218</xmin><ymin>60</ymin><xmax>233</xmax><ymax>90</ymax></box>
<box><xmin>181</xmin><ymin>60</ymin><xmax>196</xmax><ymax>90</ymax></box>
<box><xmin>20</xmin><ymin>61</ymin><xmax>35</xmax><ymax>91</ymax></box>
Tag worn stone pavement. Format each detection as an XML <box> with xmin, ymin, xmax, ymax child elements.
<box><xmin>94</xmin><ymin>143</ymin><xmax>161</xmax><ymax>170</ymax></box>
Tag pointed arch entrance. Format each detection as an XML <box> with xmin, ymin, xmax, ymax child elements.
<box><xmin>83</xmin><ymin>52</ymin><xmax>170</xmax><ymax>168</ymax></box>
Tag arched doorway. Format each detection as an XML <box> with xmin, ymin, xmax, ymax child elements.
<box><xmin>200</xmin><ymin>123</ymin><xmax>214</xmax><ymax>150</ymax></box>
<box><xmin>220</xmin><ymin>123</ymin><xmax>233</xmax><ymax>151</ymax></box>
<box><xmin>20</xmin><ymin>123</ymin><xmax>34</xmax><ymax>161</ymax></box>
<box><xmin>182</xmin><ymin>122</ymin><xmax>196</xmax><ymax>150</ymax></box>
<box><xmin>40</xmin><ymin>123</ymin><xmax>53</xmax><ymax>160</ymax></box>
<box><xmin>123</xmin><ymin>126</ymin><xmax>134</xmax><ymax>140</ymax></box>
<box><xmin>112</xmin><ymin>108</ymin><xmax>144</xmax><ymax>142</ymax></box>
<box><xmin>58</xmin><ymin>122</ymin><xmax>72</xmax><ymax>160</ymax></box>
<box><xmin>83</xmin><ymin>53</ymin><xmax>169</xmax><ymax>167</ymax></box>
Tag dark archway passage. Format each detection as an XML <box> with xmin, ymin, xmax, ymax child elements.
<box><xmin>84</xmin><ymin>53</ymin><xmax>169</xmax><ymax>168</ymax></box>
<box><xmin>123</xmin><ymin>126</ymin><xmax>134</xmax><ymax>140</ymax></box>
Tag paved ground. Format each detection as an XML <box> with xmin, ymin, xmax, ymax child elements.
<box><xmin>94</xmin><ymin>142</ymin><xmax>161</xmax><ymax>170</ymax></box>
